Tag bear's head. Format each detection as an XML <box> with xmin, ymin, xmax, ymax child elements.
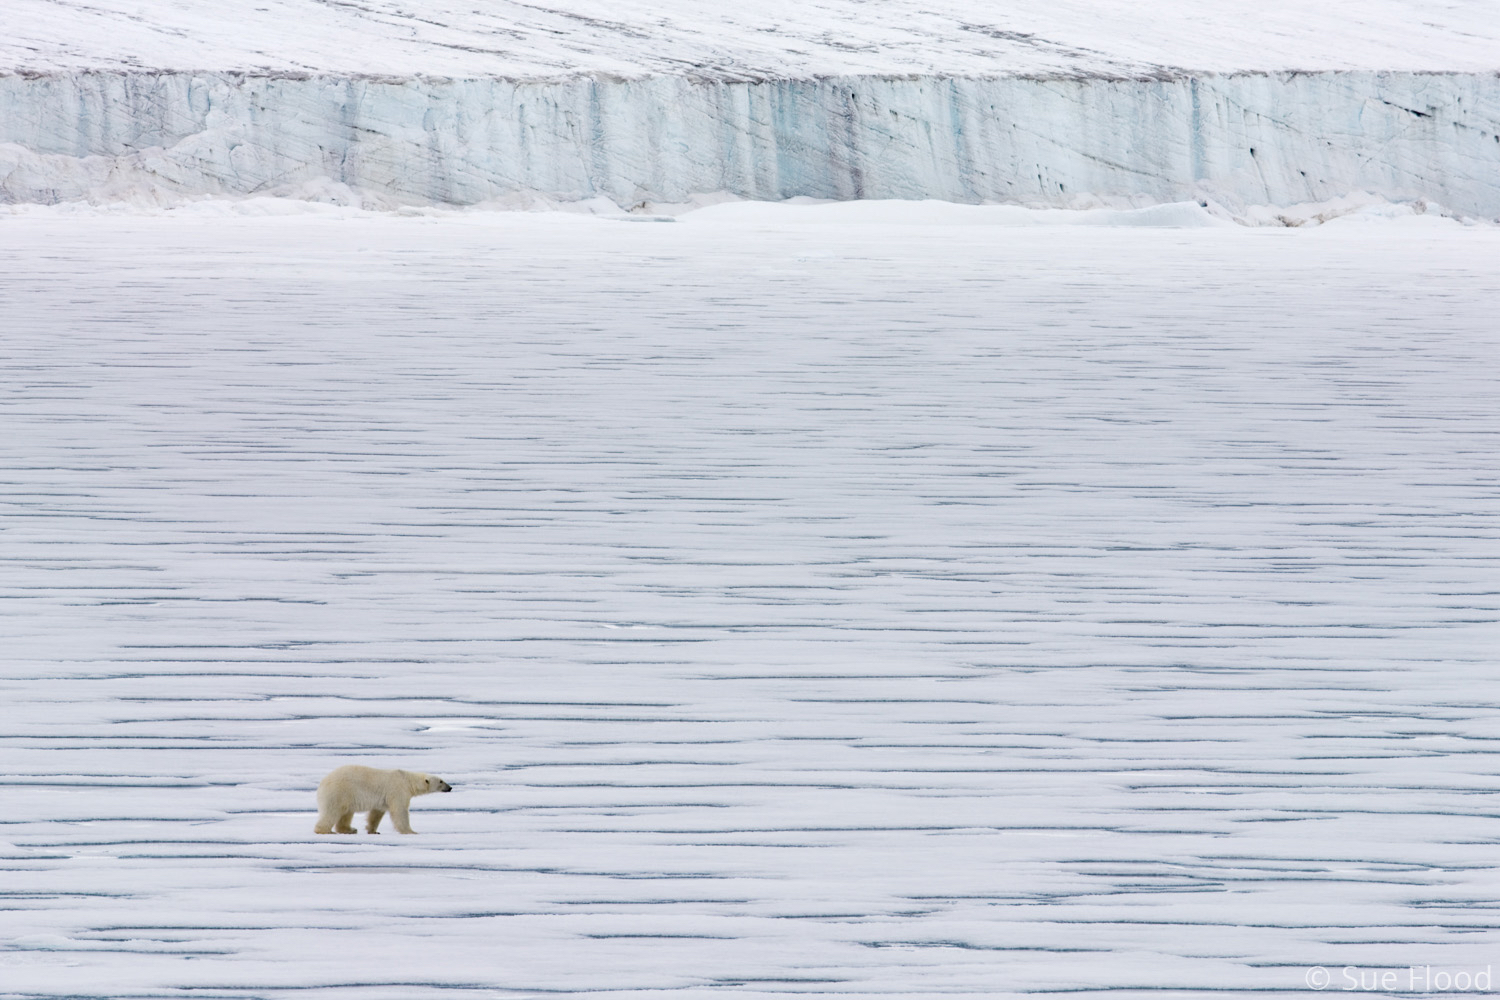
<box><xmin>402</xmin><ymin>771</ymin><xmax>453</xmax><ymax>796</ymax></box>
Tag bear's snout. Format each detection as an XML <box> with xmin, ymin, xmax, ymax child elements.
<box><xmin>437</xmin><ymin>780</ymin><xmax>452</xmax><ymax>792</ymax></box>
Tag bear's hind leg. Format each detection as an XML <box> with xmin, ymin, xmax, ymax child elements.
<box><xmin>334</xmin><ymin>812</ymin><xmax>357</xmax><ymax>834</ymax></box>
<box><xmin>366</xmin><ymin>809</ymin><xmax>384</xmax><ymax>834</ymax></box>
<box><xmin>314</xmin><ymin>810</ymin><xmax>336</xmax><ymax>835</ymax></box>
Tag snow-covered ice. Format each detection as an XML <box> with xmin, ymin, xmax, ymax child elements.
<box><xmin>3</xmin><ymin>1</ymin><xmax>1499</xmax><ymax>214</ymax></box>
<box><xmin>1</xmin><ymin>207</ymin><xmax>1498</xmax><ymax>998</ymax></box>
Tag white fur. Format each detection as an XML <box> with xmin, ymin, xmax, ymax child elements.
<box><xmin>313</xmin><ymin>765</ymin><xmax>451</xmax><ymax>835</ymax></box>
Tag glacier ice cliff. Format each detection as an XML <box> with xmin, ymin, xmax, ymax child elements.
<box><xmin>1</xmin><ymin>71</ymin><xmax>1498</xmax><ymax>215</ymax></box>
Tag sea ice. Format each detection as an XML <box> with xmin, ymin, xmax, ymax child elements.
<box><xmin>0</xmin><ymin>209</ymin><xmax>1497</xmax><ymax>998</ymax></box>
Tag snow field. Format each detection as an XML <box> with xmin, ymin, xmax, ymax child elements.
<box><xmin>6</xmin><ymin>0</ymin><xmax>1500</xmax><ymax>76</ymax></box>
<box><xmin>1</xmin><ymin>209</ymin><xmax>1499</xmax><ymax>998</ymax></box>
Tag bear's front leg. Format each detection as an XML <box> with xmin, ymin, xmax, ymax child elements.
<box><xmin>366</xmin><ymin>809</ymin><xmax>385</xmax><ymax>834</ymax></box>
<box><xmin>389</xmin><ymin>803</ymin><xmax>415</xmax><ymax>834</ymax></box>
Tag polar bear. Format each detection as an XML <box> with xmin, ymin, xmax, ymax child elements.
<box><xmin>314</xmin><ymin>765</ymin><xmax>452</xmax><ymax>835</ymax></box>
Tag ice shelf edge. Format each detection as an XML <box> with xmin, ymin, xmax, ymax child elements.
<box><xmin>1</xmin><ymin>71</ymin><xmax>1497</xmax><ymax>215</ymax></box>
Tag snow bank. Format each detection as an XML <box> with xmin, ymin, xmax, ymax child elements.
<box><xmin>2</xmin><ymin>70</ymin><xmax>1498</xmax><ymax>216</ymax></box>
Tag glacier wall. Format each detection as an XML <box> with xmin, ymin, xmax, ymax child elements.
<box><xmin>2</xmin><ymin>71</ymin><xmax>1498</xmax><ymax>214</ymax></box>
